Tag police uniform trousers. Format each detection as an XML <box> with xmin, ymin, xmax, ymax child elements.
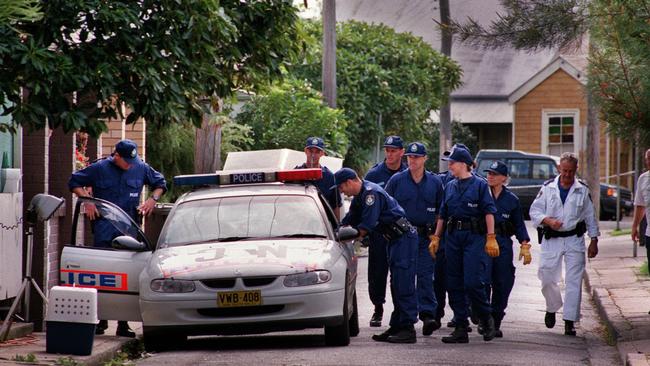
<box><xmin>387</xmin><ymin>229</ymin><xmax>419</xmax><ymax>327</ymax></box>
<box><xmin>538</xmin><ymin>236</ymin><xmax>585</xmax><ymax>322</ymax></box>
<box><xmin>368</xmin><ymin>232</ymin><xmax>390</xmax><ymax>306</ymax></box>
<box><xmin>433</xmin><ymin>235</ymin><xmax>447</xmax><ymax>321</ymax></box>
<box><xmin>416</xmin><ymin>233</ymin><xmax>437</xmax><ymax>319</ymax></box>
<box><xmin>445</xmin><ymin>229</ymin><xmax>492</xmax><ymax>326</ymax></box>
<box><xmin>486</xmin><ymin>235</ymin><xmax>516</xmax><ymax>322</ymax></box>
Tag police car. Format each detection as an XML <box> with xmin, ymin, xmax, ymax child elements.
<box><xmin>60</xmin><ymin>167</ymin><xmax>359</xmax><ymax>350</ymax></box>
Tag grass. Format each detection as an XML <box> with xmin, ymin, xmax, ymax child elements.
<box><xmin>102</xmin><ymin>339</ymin><xmax>146</xmax><ymax>366</ymax></box>
<box><xmin>12</xmin><ymin>353</ymin><xmax>37</xmax><ymax>363</ymax></box>
<box><xmin>610</xmin><ymin>228</ymin><xmax>632</xmax><ymax>236</ymax></box>
<box><xmin>640</xmin><ymin>261</ymin><xmax>649</xmax><ymax>276</ymax></box>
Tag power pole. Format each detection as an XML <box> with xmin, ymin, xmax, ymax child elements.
<box><xmin>322</xmin><ymin>0</ymin><xmax>336</xmax><ymax>108</ymax></box>
<box><xmin>438</xmin><ymin>0</ymin><xmax>452</xmax><ymax>171</ymax></box>
<box><xmin>586</xmin><ymin>83</ymin><xmax>600</xmax><ymax>219</ymax></box>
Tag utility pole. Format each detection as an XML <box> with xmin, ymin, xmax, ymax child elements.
<box><xmin>586</xmin><ymin>83</ymin><xmax>600</xmax><ymax>219</ymax></box>
<box><xmin>322</xmin><ymin>0</ymin><xmax>336</xmax><ymax>108</ymax></box>
<box><xmin>438</xmin><ymin>0</ymin><xmax>452</xmax><ymax>171</ymax></box>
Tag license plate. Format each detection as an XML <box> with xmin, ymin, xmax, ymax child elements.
<box><xmin>217</xmin><ymin>290</ymin><xmax>262</xmax><ymax>307</ymax></box>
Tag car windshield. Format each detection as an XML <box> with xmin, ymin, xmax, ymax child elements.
<box><xmin>158</xmin><ymin>195</ymin><xmax>329</xmax><ymax>248</ymax></box>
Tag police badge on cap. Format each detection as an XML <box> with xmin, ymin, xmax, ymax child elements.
<box><xmin>114</xmin><ymin>139</ymin><xmax>140</xmax><ymax>164</ymax></box>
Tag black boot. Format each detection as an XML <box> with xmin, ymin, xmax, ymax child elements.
<box><xmin>545</xmin><ymin>312</ymin><xmax>556</xmax><ymax>329</ymax></box>
<box><xmin>387</xmin><ymin>325</ymin><xmax>417</xmax><ymax>344</ymax></box>
<box><xmin>441</xmin><ymin>325</ymin><xmax>469</xmax><ymax>344</ymax></box>
<box><xmin>480</xmin><ymin>315</ymin><xmax>496</xmax><ymax>341</ymax></box>
<box><xmin>447</xmin><ymin>319</ymin><xmax>472</xmax><ymax>332</ymax></box>
<box><xmin>95</xmin><ymin>319</ymin><xmax>108</xmax><ymax>335</ymax></box>
<box><xmin>422</xmin><ymin>317</ymin><xmax>441</xmax><ymax>336</ymax></box>
<box><xmin>494</xmin><ymin>317</ymin><xmax>503</xmax><ymax>338</ymax></box>
<box><xmin>564</xmin><ymin>320</ymin><xmax>576</xmax><ymax>336</ymax></box>
<box><xmin>369</xmin><ymin>305</ymin><xmax>383</xmax><ymax>327</ymax></box>
<box><xmin>372</xmin><ymin>327</ymin><xmax>398</xmax><ymax>342</ymax></box>
<box><xmin>116</xmin><ymin>321</ymin><xmax>135</xmax><ymax>338</ymax></box>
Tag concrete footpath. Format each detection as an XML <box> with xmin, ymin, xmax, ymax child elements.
<box><xmin>585</xmin><ymin>230</ymin><xmax>650</xmax><ymax>366</ymax></box>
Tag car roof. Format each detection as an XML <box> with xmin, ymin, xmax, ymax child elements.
<box><xmin>476</xmin><ymin>149</ymin><xmax>559</xmax><ymax>161</ymax></box>
<box><xmin>176</xmin><ymin>183</ymin><xmax>321</xmax><ymax>204</ymax></box>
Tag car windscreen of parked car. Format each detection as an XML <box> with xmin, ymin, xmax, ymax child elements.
<box><xmin>159</xmin><ymin>195</ymin><xmax>329</xmax><ymax>248</ymax></box>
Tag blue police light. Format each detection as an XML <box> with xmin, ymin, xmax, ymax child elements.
<box><xmin>173</xmin><ymin>169</ymin><xmax>323</xmax><ymax>187</ymax></box>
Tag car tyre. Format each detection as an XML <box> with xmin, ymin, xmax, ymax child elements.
<box><xmin>349</xmin><ymin>291</ymin><xmax>360</xmax><ymax>337</ymax></box>
<box><xmin>143</xmin><ymin>328</ymin><xmax>187</xmax><ymax>352</ymax></box>
<box><xmin>324</xmin><ymin>281</ymin><xmax>351</xmax><ymax>346</ymax></box>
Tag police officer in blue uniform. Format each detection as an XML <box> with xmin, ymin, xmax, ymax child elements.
<box><xmin>336</xmin><ymin>168</ymin><xmax>418</xmax><ymax>343</ymax></box>
<box><xmin>296</xmin><ymin>137</ymin><xmax>342</xmax><ymax>219</ymax></box>
<box><xmin>430</xmin><ymin>146</ymin><xmax>500</xmax><ymax>343</ymax></box>
<box><xmin>482</xmin><ymin>161</ymin><xmax>531</xmax><ymax>338</ymax></box>
<box><xmin>68</xmin><ymin>139</ymin><xmax>167</xmax><ymax>337</ymax></box>
<box><xmin>385</xmin><ymin>142</ymin><xmax>444</xmax><ymax>335</ymax></box>
<box><xmin>363</xmin><ymin>135</ymin><xmax>407</xmax><ymax>327</ymax></box>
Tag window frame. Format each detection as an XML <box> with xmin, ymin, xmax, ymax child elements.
<box><xmin>541</xmin><ymin>109</ymin><xmax>581</xmax><ymax>156</ymax></box>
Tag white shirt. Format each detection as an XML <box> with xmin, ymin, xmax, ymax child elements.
<box><xmin>530</xmin><ymin>176</ymin><xmax>600</xmax><ymax>239</ymax></box>
<box><xmin>633</xmin><ymin>171</ymin><xmax>650</xmax><ymax>237</ymax></box>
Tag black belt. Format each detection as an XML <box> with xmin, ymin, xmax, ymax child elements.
<box><xmin>447</xmin><ymin>218</ymin><xmax>486</xmax><ymax>235</ymax></box>
<box><xmin>495</xmin><ymin>222</ymin><xmax>516</xmax><ymax>237</ymax></box>
<box><xmin>414</xmin><ymin>225</ymin><xmax>433</xmax><ymax>236</ymax></box>
<box><xmin>539</xmin><ymin>221</ymin><xmax>587</xmax><ymax>240</ymax></box>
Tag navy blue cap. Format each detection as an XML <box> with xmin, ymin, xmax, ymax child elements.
<box><xmin>305</xmin><ymin>137</ymin><xmax>325</xmax><ymax>151</ymax></box>
<box><xmin>383</xmin><ymin>135</ymin><xmax>404</xmax><ymax>149</ymax></box>
<box><xmin>114</xmin><ymin>139</ymin><xmax>139</xmax><ymax>164</ymax></box>
<box><xmin>443</xmin><ymin>143</ymin><xmax>470</xmax><ymax>156</ymax></box>
<box><xmin>331</xmin><ymin>167</ymin><xmax>358</xmax><ymax>188</ymax></box>
<box><xmin>484</xmin><ymin>160</ymin><xmax>508</xmax><ymax>176</ymax></box>
<box><xmin>404</xmin><ymin>142</ymin><xmax>427</xmax><ymax>157</ymax></box>
<box><xmin>442</xmin><ymin>145</ymin><xmax>473</xmax><ymax>165</ymax></box>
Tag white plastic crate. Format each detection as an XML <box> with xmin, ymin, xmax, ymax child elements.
<box><xmin>45</xmin><ymin>286</ymin><xmax>98</xmax><ymax>324</ymax></box>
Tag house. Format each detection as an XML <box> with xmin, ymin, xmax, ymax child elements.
<box><xmin>336</xmin><ymin>0</ymin><xmax>635</xmax><ymax>188</ymax></box>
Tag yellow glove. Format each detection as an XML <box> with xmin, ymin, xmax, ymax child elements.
<box><xmin>519</xmin><ymin>243</ymin><xmax>532</xmax><ymax>265</ymax></box>
<box><xmin>485</xmin><ymin>233</ymin><xmax>499</xmax><ymax>257</ymax></box>
<box><xmin>428</xmin><ymin>235</ymin><xmax>440</xmax><ymax>259</ymax></box>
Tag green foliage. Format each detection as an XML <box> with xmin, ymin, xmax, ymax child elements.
<box><xmin>219</xmin><ymin>115</ymin><xmax>254</xmax><ymax>163</ymax></box>
<box><xmin>290</xmin><ymin>20</ymin><xmax>462</xmax><ymax>169</ymax></box>
<box><xmin>0</xmin><ymin>0</ymin><xmax>301</xmax><ymax>136</ymax></box>
<box><xmin>55</xmin><ymin>356</ymin><xmax>79</xmax><ymax>366</ymax></box>
<box><xmin>12</xmin><ymin>353</ymin><xmax>37</xmax><ymax>362</ymax></box>
<box><xmin>640</xmin><ymin>261</ymin><xmax>649</xmax><ymax>276</ymax></box>
<box><xmin>424</xmin><ymin>121</ymin><xmax>478</xmax><ymax>172</ymax></box>
<box><xmin>0</xmin><ymin>0</ymin><xmax>42</xmax><ymax>25</ymax></box>
<box><xmin>102</xmin><ymin>339</ymin><xmax>145</xmax><ymax>366</ymax></box>
<box><xmin>236</xmin><ymin>79</ymin><xmax>348</xmax><ymax>157</ymax></box>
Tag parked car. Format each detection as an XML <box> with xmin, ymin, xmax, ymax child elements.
<box><xmin>60</xmin><ymin>168</ymin><xmax>359</xmax><ymax>351</ymax></box>
<box><xmin>475</xmin><ymin>150</ymin><xmax>633</xmax><ymax>220</ymax></box>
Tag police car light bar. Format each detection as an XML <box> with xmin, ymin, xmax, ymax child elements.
<box><xmin>174</xmin><ymin>168</ymin><xmax>323</xmax><ymax>187</ymax></box>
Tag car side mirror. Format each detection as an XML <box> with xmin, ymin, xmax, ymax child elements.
<box><xmin>336</xmin><ymin>226</ymin><xmax>359</xmax><ymax>242</ymax></box>
<box><xmin>112</xmin><ymin>236</ymin><xmax>148</xmax><ymax>251</ymax></box>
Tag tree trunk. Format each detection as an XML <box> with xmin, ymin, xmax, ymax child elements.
<box><xmin>194</xmin><ymin>113</ymin><xmax>222</xmax><ymax>173</ymax></box>
<box><xmin>586</xmin><ymin>86</ymin><xmax>600</xmax><ymax>219</ymax></box>
<box><xmin>322</xmin><ymin>0</ymin><xmax>337</xmax><ymax>108</ymax></box>
<box><xmin>438</xmin><ymin>0</ymin><xmax>452</xmax><ymax>171</ymax></box>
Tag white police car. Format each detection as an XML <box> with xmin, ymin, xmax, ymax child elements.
<box><xmin>59</xmin><ymin>168</ymin><xmax>359</xmax><ymax>350</ymax></box>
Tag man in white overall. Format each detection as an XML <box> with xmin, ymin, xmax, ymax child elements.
<box><xmin>529</xmin><ymin>152</ymin><xmax>599</xmax><ymax>336</ymax></box>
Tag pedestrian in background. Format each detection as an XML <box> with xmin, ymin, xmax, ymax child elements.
<box><xmin>68</xmin><ymin>139</ymin><xmax>167</xmax><ymax>338</ymax></box>
<box><xmin>336</xmin><ymin>168</ymin><xmax>419</xmax><ymax>343</ymax></box>
<box><xmin>363</xmin><ymin>136</ymin><xmax>407</xmax><ymax>327</ymax></box>
<box><xmin>631</xmin><ymin>149</ymin><xmax>650</xmax><ymax>263</ymax></box>
<box><xmin>430</xmin><ymin>146</ymin><xmax>499</xmax><ymax>343</ymax></box>
<box><xmin>385</xmin><ymin>142</ymin><xmax>444</xmax><ymax>335</ymax></box>
<box><xmin>529</xmin><ymin>152</ymin><xmax>599</xmax><ymax>336</ymax></box>
<box><xmin>483</xmin><ymin>160</ymin><xmax>531</xmax><ymax>338</ymax></box>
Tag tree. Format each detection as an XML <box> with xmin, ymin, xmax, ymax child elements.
<box><xmin>0</xmin><ymin>0</ymin><xmax>302</xmax><ymax>136</ymax></box>
<box><xmin>290</xmin><ymin>20</ymin><xmax>462</xmax><ymax>170</ymax></box>
<box><xmin>0</xmin><ymin>0</ymin><xmax>42</xmax><ymax>25</ymax></box>
<box><xmin>235</xmin><ymin>78</ymin><xmax>348</xmax><ymax>157</ymax></box>
<box><xmin>425</xmin><ymin>121</ymin><xmax>478</xmax><ymax>173</ymax></box>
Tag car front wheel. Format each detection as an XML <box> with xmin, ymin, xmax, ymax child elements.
<box><xmin>324</xmin><ymin>282</ymin><xmax>351</xmax><ymax>346</ymax></box>
<box><xmin>143</xmin><ymin>328</ymin><xmax>187</xmax><ymax>352</ymax></box>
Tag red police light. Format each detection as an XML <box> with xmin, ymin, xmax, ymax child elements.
<box><xmin>276</xmin><ymin>169</ymin><xmax>323</xmax><ymax>181</ymax></box>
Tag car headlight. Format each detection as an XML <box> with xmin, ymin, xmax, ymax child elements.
<box><xmin>607</xmin><ymin>187</ymin><xmax>618</xmax><ymax>198</ymax></box>
<box><xmin>283</xmin><ymin>270</ymin><xmax>331</xmax><ymax>287</ymax></box>
<box><xmin>150</xmin><ymin>279</ymin><xmax>196</xmax><ymax>293</ymax></box>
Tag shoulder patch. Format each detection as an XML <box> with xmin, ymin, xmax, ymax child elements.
<box><xmin>365</xmin><ymin>194</ymin><xmax>375</xmax><ymax>206</ymax></box>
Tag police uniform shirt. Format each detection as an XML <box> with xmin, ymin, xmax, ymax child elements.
<box><xmin>437</xmin><ymin>171</ymin><xmax>454</xmax><ymax>187</ymax></box>
<box><xmin>68</xmin><ymin>157</ymin><xmax>167</xmax><ymax>220</ymax></box>
<box><xmin>493</xmin><ymin>186</ymin><xmax>530</xmax><ymax>243</ymax></box>
<box><xmin>341</xmin><ymin>180</ymin><xmax>406</xmax><ymax>233</ymax></box>
<box><xmin>296</xmin><ymin>163</ymin><xmax>342</xmax><ymax>210</ymax></box>
<box><xmin>634</xmin><ymin>171</ymin><xmax>650</xmax><ymax>236</ymax></box>
<box><xmin>529</xmin><ymin>176</ymin><xmax>600</xmax><ymax>238</ymax></box>
<box><xmin>365</xmin><ymin>161</ymin><xmax>407</xmax><ymax>187</ymax></box>
<box><xmin>439</xmin><ymin>175</ymin><xmax>497</xmax><ymax>221</ymax></box>
<box><xmin>385</xmin><ymin>170</ymin><xmax>443</xmax><ymax>228</ymax></box>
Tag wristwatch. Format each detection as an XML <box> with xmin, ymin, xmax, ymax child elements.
<box><xmin>151</xmin><ymin>194</ymin><xmax>161</xmax><ymax>202</ymax></box>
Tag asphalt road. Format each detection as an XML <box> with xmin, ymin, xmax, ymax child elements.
<box><xmin>135</xmin><ymin>223</ymin><xmax>622</xmax><ymax>366</ymax></box>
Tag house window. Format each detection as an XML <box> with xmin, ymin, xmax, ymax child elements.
<box><xmin>548</xmin><ymin>116</ymin><xmax>574</xmax><ymax>156</ymax></box>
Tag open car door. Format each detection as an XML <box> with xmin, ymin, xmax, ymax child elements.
<box><xmin>59</xmin><ymin>197</ymin><xmax>153</xmax><ymax>321</ymax></box>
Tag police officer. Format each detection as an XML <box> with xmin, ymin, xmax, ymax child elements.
<box><xmin>336</xmin><ymin>168</ymin><xmax>418</xmax><ymax>343</ymax></box>
<box><xmin>296</xmin><ymin>137</ymin><xmax>342</xmax><ymax>219</ymax></box>
<box><xmin>430</xmin><ymin>146</ymin><xmax>499</xmax><ymax>343</ymax></box>
<box><xmin>385</xmin><ymin>142</ymin><xmax>444</xmax><ymax>335</ymax></box>
<box><xmin>483</xmin><ymin>161</ymin><xmax>531</xmax><ymax>338</ymax></box>
<box><xmin>364</xmin><ymin>135</ymin><xmax>407</xmax><ymax>327</ymax></box>
<box><xmin>68</xmin><ymin>139</ymin><xmax>167</xmax><ymax>337</ymax></box>
<box><xmin>529</xmin><ymin>152</ymin><xmax>599</xmax><ymax>336</ymax></box>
